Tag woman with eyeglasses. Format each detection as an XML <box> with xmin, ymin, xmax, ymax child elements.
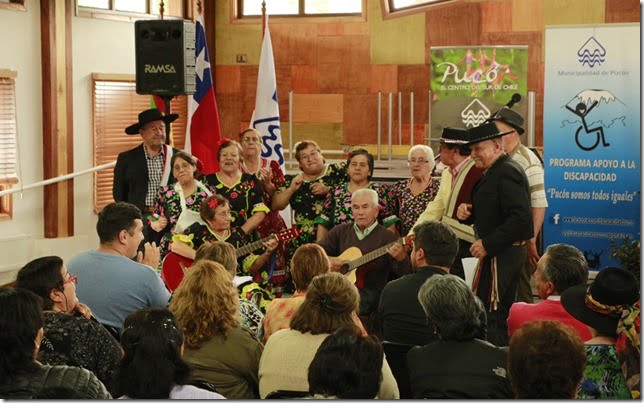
<box><xmin>315</xmin><ymin>148</ymin><xmax>398</xmax><ymax>241</ymax></box>
<box><xmin>239</xmin><ymin>128</ymin><xmax>289</xmax><ymax>297</ymax></box>
<box><xmin>15</xmin><ymin>256</ymin><xmax>122</xmax><ymax>393</ymax></box>
<box><xmin>113</xmin><ymin>308</ymin><xmax>225</xmax><ymax>399</ymax></box>
<box><xmin>390</xmin><ymin>145</ymin><xmax>441</xmax><ymax>236</ymax></box>
<box><xmin>149</xmin><ymin>151</ymin><xmax>215</xmax><ymax>260</ymax></box>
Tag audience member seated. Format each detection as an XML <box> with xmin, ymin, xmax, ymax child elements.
<box><xmin>508</xmin><ymin>320</ymin><xmax>587</xmax><ymax>399</ymax></box>
<box><xmin>379</xmin><ymin>220</ymin><xmax>458</xmax><ymax>346</ymax></box>
<box><xmin>263</xmin><ymin>244</ymin><xmax>330</xmax><ymax>342</ymax></box>
<box><xmin>0</xmin><ymin>287</ymin><xmax>111</xmax><ymax>399</ymax></box>
<box><xmin>316</xmin><ymin>148</ymin><xmax>398</xmax><ymax>241</ymax></box>
<box><xmin>15</xmin><ymin>256</ymin><xmax>122</xmax><ymax>391</ymax></box>
<box><xmin>390</xmin><ymin>145</ymin><xmax>441</xmax><ymax>237</ymax></box>
<box><xmin>194</xmin><ymin>241</ymin><xmax>265</xmax><ymax>340</ymax></box>
<box><xmin>407</xmin><ymin>275</ymin><xmax>512</xmax><ymax>399</ymax></box>
<box><xmin>113</xmin><ymin>307</ymin><xmax>225</xmax><ymax>399</ymax></box>
<box><xmin>561</xmin><ymin>267</ymin><xmax>639</xmax><ymax>399</ymax></box>
<box><xmin>170</xmin><ymin>260</ymin><xmax>263</xmax><ymax>399</ymax></box>
<box><xmin>66</xmin><ymin>202</ymin><xmax>170</xmax><ymax>332</ymax></box>
<box><xmin>318</xmin><ymin>188</ymin><xmax>410</xmax><ymax>318</ymax></box>
<box><xmin>258</xmin><ymin>272</ymin><xmax>399</xmax><ymax>399</ymax></box>
<box><xmin>308</xmin><ymin>326</ymin><xmax>384</xmax><ymax>399</ymax></box>
<box><xmin>150</xmin><ymin>151</ymin><xmax>214</xmax><ymax>260</ymax></box>
<box><xmin>508</xmin><ymin>243</ymin><xmax>592</xmax><ymax>341</ymax></box>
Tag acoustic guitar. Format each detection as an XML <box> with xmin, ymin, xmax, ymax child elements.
<box><xmin>337</xmin><ymin>235</ymin><xmax>414</xmax><ymax>289</ymax></box>
<box><xmin>160</xmin><ymin>227</ymin><xmax>300</xmax><ymax>292</ymax></box>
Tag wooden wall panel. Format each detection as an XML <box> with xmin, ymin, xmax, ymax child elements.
<box><xmin>369</xmin><ymin>0</ymin><xmax>425</xmax><ymax>65</ymax></box>
<box><xmin>343</xmin><ymin>94</ymin><xmax>379</xmax><ymax>146</ymax></box>
<box><xmin>291</xmin><ymin>65</ymin><xmax>318</xmax><ymax>93</ymax></box>
<box><xmin>605</xmin><ymin>0</ymin><xmax>640</xmax><ymax>22</ymax></box>
<box><xmin>291</xmin><ymin>94</ymin><xmax>343</xmax><ymax>123</ymax></box>
<box><xmin>426</xmin><ymin>2</ymin><xmax>482</xmax><ymax>56</ymax></box>
<box><xmin>317</xmin><ymin>23</ymin><xmax>344</xmax><ymax>36</ymax></box>
<box><xmin>275</xmin><ymin>64</ymin><xmax>292</xmax><ymax>121</ymax></box>
<box><xmin>512</xmin><ymin>0</ymin><xmax>543</xmax><ymax>32</ymax></box>
<box><xmin>543</xmin><ymin>0</ymin><xmax>605</xmax><ymax>25</ymax></box>
<box><xmin>214</xmin><ymin>65</ymin><xmax>240</xmax><ymax>94</ymax></box>
<box><xmin>480</xmin><ymin>32</ymin><xmax>542</xmax><ymax>92</ymax></box>
<box><xmin>371</xmin><ymin>65</ymin><xmax>398</xmax><ymax>94</ymax></box>
<box><xmin>481</xmin><ymin>1</ymin><xmax>513</xmax><ymax>33</ymax></box>
<box><xmin>271</xmin><ymin>24</ymin><xmax>318</xmax><ymax>66</ymax></box>
<box><xmin>317</xmin><ymin>35</ymin><xmax>370</xmax><ymax>66</ymax></box>
<box><xmin>216</xmin><ymin>94</ymin><xmax>243</xmax><ymax>138</ymax></box>
<box><xmin>318</xmin><ymin>64</ymin><xmax>372</xmax><ymax>94</ymax></box>
<box><xmin>239</xmin><ymin>65</ymin><xmax>258</xmax><ymax>119</ymax></box>
<box><xmin>283</xmin><ymin>123</ymin><xmax>344</xmax><ymax>152</ymax></box>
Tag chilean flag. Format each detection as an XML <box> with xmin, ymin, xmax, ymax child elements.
<box><xmin>185</xmin><ymin>0</ymin><xmax>221</xmax><ymax>174</ymax></box>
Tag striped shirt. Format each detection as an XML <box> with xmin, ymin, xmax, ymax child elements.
<box><xmin>509</xmin><ymin>143</ymin><xmax>548</xmax><ymax>208</ymax></box>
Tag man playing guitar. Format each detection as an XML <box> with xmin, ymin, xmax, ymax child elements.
<box><xmin>318</xmin><ymin>189</ymin><xmax>410</xmax><ymax>319</ymax></box>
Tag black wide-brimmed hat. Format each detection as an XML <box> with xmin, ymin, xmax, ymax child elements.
<box><xmin>125</xmin><ymin>108</ymin><xmax>179</xmax><ymax>135</ymax></box>
<box><xmin>467</xmin><ymin>122</ymin><xmax>513</xmax><ymax>145</ymax></box>
<box><xmin>487</xmin><ymin>107</ymin><xmax>525</xmax><ymax>134</ymax></box>
<box><xmin>435</xmin><ymin>127</ymin><xmax>469</xmax><ymax>145</ymax></box>
<box><xmin>561</xmin><ymin>267</ymin><xmax>640</xmax><ymax>336</ymax></box>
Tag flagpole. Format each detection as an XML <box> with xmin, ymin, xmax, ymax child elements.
<box><xmin>261</xmin><ymin>1</ymin><xmax>266</xmax><ymax>39</ymax></box>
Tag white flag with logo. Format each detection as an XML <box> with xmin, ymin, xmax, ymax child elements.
<box><xmin>251</xmin><ymin>18</ymin><xmax>291</xmax><ymax>225</ymax></box>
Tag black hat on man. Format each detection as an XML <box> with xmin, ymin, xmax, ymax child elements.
<box><xmin>439</xmin><ymin>127</ymin><xmax>469</xmax><ymax>145</ymax></box>
<box><xmin>125</xmin><ymin>108</ymin><xmax>179</xmax><ymax>135</ymax></box>
<box><xmin>487</xmin><ymin>107</ymin><xmax>525</xmax><ymax>134</ymax></box>
<box><xmin>561</xmin><ymin>267</ymin><xmax>640</xmax><ymax>336</ymax></box>
<box><xmin>467</xmin><ymin>122</ymin><xmax>514</xmax><ymax>145</ymax></box>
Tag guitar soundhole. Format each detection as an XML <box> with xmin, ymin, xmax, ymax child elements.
<box><xmin>339</xmin><ymin>263</ymin><xmax>350</xmax><ymax>275</ymax></box>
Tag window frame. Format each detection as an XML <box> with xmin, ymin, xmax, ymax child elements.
<box><xmin>0</xmin><ymin>69</ymin><xmax>18</xmax><ymax>221</ymax></box>
<box><xmin>380</xmin><ymin>0</ymin><xmax>463</xmax><ymax>20</ymax></box>
<box><xmin>91</xmin><ymin>73</ymin><xmax>188</xmax><ymax>213</ymax></box>
<box><xmin>75</xmin><ymin>0</ymin><xmax>189</xmax><ymax>23</ymax></box>
<box><xmin>231</xmin><ymin>0</ymin><xmax>367</xmax><ymax>24</ymax></box>
<box><xmin>0</xmin><ymin>0</ymin><xmax>26</xmax><ymax>12</ymax></box>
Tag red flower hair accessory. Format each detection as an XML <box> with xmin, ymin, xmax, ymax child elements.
<box><xmin>208</xmin><ymin>198</ymin><xmax>219</xmax><ymax>209</ymax></box>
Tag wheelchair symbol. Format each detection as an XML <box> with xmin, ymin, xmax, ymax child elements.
<box><xmin>565</xmin><ymin>101</ymin><xmax>609</xmax><ymax>151</ymax></box>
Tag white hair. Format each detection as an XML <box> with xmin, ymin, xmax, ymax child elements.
<box><xmin>408</xmin><ymin>145</ymin><xmax>436</xmax><ymax>168</ymax></box>
<box><xmin>351</xmin><ymin>188</ymin><xmax>378</xmax><ymax>207</ymax></box>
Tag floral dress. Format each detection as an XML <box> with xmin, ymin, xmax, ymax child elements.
<box><xmin>205</xmin><ymin>172</ymin><xmax>270</xmax><ymax>243</ymax></box>
<box><xmin>152</xmin><ymin>180</ymin><xmax>215</xmax><ymax>259</ymax></box>
<box><xmin>241</xmin><ymin>158</ymin><xmax>288</xmax><ymax>297</ymax></box>
<box><xmin>390</xmin><ymin>177</ymin><xmax>441</xmax><ymax>236</ymax></box>
<box><xmin>278</xmin><ymin>163</ymin><xmax>347</xmax><ymax>262</ymax></box>
<box><xmin>175</xmin><ymin>223</ymin><xmax>275</xmax><ymax>312</ymax></box>
<box><xmin>578</xmin><ymin>344</ymin><xmax>631</xmax><ymax>399</ymax></box>
<box><xmin>315</xmin><ymin>182</ymin><xmax>399</xmax><ymax>230</ymax></box>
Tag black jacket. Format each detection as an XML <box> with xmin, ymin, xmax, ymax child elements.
<box><xmin>407</xmin><ymin>339</ymin><xmax>512</xmax><ymax>399</ymax></box>
<box><xmin>112</xmin><ymin>143</ymin><xmax>178</xmax><ymax>212</ymax></box>
<box><xmin>0</xmin><ymin>362</ymin><xmax>111</xmax><ymax>399</ymax></box>
<box><xmin>466</xmin><ymin>153</ymin><xmax>533</xmax><ymax>256</ymax></box>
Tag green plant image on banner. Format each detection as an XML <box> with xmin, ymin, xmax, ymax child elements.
<box><xmin>429</xmin><ymin>46</ymin><xmax>528</xmax><ymax>139</ymax></box>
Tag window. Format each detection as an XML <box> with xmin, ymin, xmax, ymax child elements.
<box><xmin>236</xmin><ymin>0</ymin><xmax>363</xmax><ymax>18</ymax></box>
<box><xmin>0</xmin><ymin>70</ymin><xmax>18</xmax><ymax>220</ymax></box>
<box><xmin>0</xmin><ymin>0</ymin><xmax>26</xmax><ymax>12</ymax></box>
<box><xmin>77</xmin><ymin>0</ymin><xmax>185</xmax><ymax>21</ymax></box>
<box><xmin>92</xmin><ymin>74</ymin><xmax>187</xmax><ymax>213</ymax></box>
<box><xmin>382</xmin><ymin>0</ymin><xmax>461</xmax><ymax>18</ymax></box>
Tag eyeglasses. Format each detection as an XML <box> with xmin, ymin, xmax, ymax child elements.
<box><xmin>242</xmin><ymin>137</ymin><xmax>262</xmax><ymax>143</ymax></box>
<box><xmin>63</xmin><ymin>275</ymin><xmax>78</xmax><ymax>285</ymax></box>
<box><xmin>299</xmin><ymin>150</ymin><xmax>320</xmax><ymax>161</ymax></box>
<box><xmin>408</xmin><ymin>159</ymin><xmax>430</xmax><ymax>164</ymax></box>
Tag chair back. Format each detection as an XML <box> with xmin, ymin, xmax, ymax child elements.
<box><xmin>382</xmin><ymin>341</ymin><xmax>416</xmax><ymax>399</ymax></box>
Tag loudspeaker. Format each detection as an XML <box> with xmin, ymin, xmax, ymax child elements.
<box><xmin>135</xmin><ymin>20</ymin><xmax>196</xmax><ymax>96</ymax></box>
